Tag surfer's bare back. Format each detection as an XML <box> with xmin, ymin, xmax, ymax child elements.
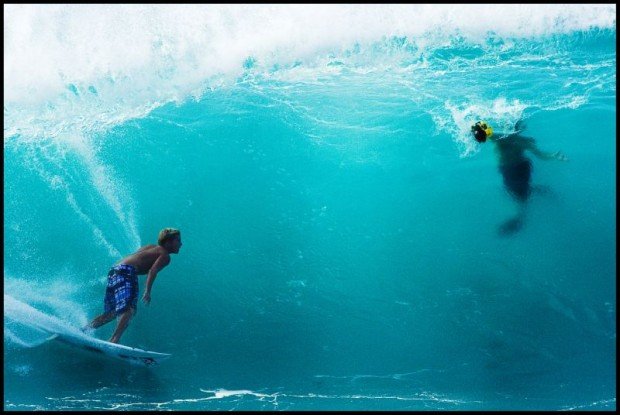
<box><xmin>83</xmin><ymin>228</ymin><xmax>182</xmax><ymax>344</ymax></box>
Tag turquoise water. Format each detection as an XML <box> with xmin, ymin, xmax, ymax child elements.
<box><xmin>4</xmin><ymin>4</ymin><xmax>616</xmax><ymax>411</ymax></box>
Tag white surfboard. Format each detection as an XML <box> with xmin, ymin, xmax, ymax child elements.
<box><xmin>50</xmin><ymin>331</ymin><xmax>171</xmax><ymax>366</ymax></box>
<box><xmin>4</xmin><ymin>295</ymin><xmax>169</xmax><ymax>365</ymax></box>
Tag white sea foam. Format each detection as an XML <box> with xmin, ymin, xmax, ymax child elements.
<box><xmin>42</xmin><ymin>386</ymin><xmax>478</xmax><ymax>410</ymax></box>
<box><xmin>4</xmin><ymin>4</ymin><xmax>615</xmax><ymax>110</ymax></box>
<box><xmin>4</xmin><ymin>275</ymin><xmax>89</xmax><ymax>344</ymax></box>
<box><xmin>4</xmin><ymin>4</ymin><xmax>615</xmax><ymax>146</ymax></box>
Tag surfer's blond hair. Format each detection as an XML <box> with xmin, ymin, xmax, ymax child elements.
<box><xmin>158</xmin><ymin>228</ymin><xmax>180</xmax><ymax>246</ymax></box>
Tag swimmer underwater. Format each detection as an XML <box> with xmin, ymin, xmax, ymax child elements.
<box><xmin>472</xmin><ymin>120</ymin><xmax>568</xmax><ymax>235</ymax></box>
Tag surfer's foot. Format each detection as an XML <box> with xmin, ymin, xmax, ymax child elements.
<box><xmin>81</xmin><ymin>325</ymin><xmax>95</xmax><ymax>335</ymax></box>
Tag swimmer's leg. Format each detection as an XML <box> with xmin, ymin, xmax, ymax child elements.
<box><xmin>497</xmin><ymin>160</ymin><xmax>531</xmax><ymax>236</ymax></box>
<box><xmin>500</xmin><ymin>159</ymin><xmax>532</xmax><ymax>202</ymax></box>
<box><xmin>498</xmin><ymin>215</ymin><xmax>524</xmax><ymax>236</ymax></box>
<box><xmin>498</xmin><ymin>202</ymin><xmax>526</xmax><ymax>237</ymax></box>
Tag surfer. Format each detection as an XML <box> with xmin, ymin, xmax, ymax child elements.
<box><xmin>472</xmin><ymin>120</ymin><xmax>568</xmax><ymax>235</ymax></box>
<box><xmin>83</xmin><ymin>228</ymin><xmax>182</xmax><ymax>344</ymax></box>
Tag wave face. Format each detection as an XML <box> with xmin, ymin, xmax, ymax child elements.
<box><xmin>4</xmin><ymin>4</ymin><xmax>616</xmax><ymax>411</ymax></box>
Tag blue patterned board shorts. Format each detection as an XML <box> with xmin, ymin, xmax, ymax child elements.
<box><xmin>104</xmin><ymin>264</ymin><xmax>138</xmax><ymax>316</ymax></box>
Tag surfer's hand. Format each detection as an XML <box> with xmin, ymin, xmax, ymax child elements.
<box><xmin>142</xmin><ymin>292</ymin><xmax>151</xmax><ymax>305</ymax></box>
<box><xmin>554</xmin><ymin>151</ymin><xmax>568</xmax><ymax>161</ymax></box>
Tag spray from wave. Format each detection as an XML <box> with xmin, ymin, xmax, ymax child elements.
<box><xmin>4</xmin><ymin>287</ymin><xmax>87</xmax><ymax>349</ymax></box>
<box><xmin>4</xmin><ymin>4</ymin><xmax>615</xmax><ymax>134</ymax></box>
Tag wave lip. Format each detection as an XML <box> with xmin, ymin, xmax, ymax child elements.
<box><xmin>4</xmin><ymin>5</ymin><xmax>615</xmax><ymax>148</ymax></box>
<box><xmin>4</xmin><ymin>4</ymin><xmax>616</xmax><ymax>105</ymax></box>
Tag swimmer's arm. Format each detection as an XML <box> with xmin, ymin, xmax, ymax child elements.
<box><xmin>524</xmin><ymin>138</ymin><xmax>568</xmax><ymax>161</ymax></box>
<box><xmin>142</xmin><ymin>253</ymin><xmax>170</xmax><ymax>305</ymax></box>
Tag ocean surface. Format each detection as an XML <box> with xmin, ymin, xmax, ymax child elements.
<box><xmin>3</xmin><ymin>4</ymin><xmax>616</xmax><ymax>411</ymax></box>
